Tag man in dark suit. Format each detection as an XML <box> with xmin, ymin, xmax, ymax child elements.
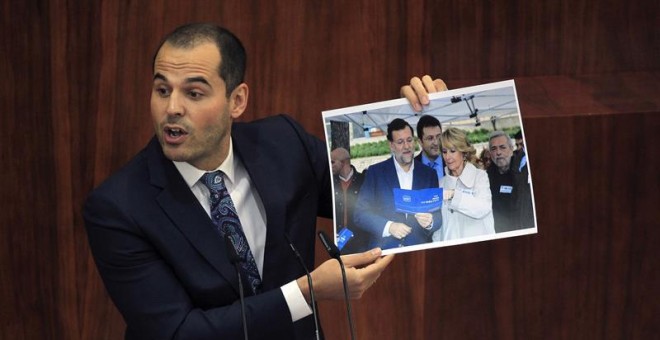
<box><xmin>330</xmin><ymin>147</ymin><xmax>367</xmax><ymax>253</ymax></box>
<box><xmin>353</xmin><ymin>119</ymin><xmax>442</xmax><ymax>251</ymax></box>
<box><xmin>414</xmin><ymin>114</ymin><xmax>445</xmax><ymax>181</ymax></box>
<box><xmin>486</xmin><ymin>130</ymin><xmax>535</xmax><ymax>233</ymax></box>
<box><xmin>83</xmin><ymin>23</ymin><xmax>394</xmax><ymax>339</ymax></box>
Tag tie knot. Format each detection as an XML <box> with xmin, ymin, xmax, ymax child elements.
<box><xmin>201</xmin><ymin>171</ymin><xmax>226</xmax><ymax>192</ymax></box>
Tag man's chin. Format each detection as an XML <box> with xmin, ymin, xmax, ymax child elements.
<box><xmin>162</xmin><ymin>146</ymin><xmax>191</xmax><ymax>163</ymax></box>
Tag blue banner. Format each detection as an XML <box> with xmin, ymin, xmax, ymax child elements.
<box><xmin>393</xmin><ymin>188</ymin><xmax>443</xmax><ymax>214</ymax></box>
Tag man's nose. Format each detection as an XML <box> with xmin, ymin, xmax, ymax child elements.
<box><xmin>166</xmin><ymin>92</ymin><xmax>184</xmax><ymax>116</ymax></box>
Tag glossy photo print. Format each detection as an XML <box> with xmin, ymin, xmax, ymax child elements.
<box><xmin>323</xmin><ymin>80</ymin><xmax>537</xmax><ymax>256</ymax></box>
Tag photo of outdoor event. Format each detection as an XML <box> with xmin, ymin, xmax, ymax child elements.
<box><xmin>323</xmin><ymin>80</ymin><xmax>537</xmax><ymax>256</ymax></box>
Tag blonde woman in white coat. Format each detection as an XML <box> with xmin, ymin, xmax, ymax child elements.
<box><xmin>433</xmin><ymin>127</ymin><xmax>495</xmax><ymax>241</ymax></box>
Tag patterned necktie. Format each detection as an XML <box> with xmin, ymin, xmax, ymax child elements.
<box><xmin>201</xmin><ymin>171</ymin><xmax>262</xmax><ymax>294</ymax></box>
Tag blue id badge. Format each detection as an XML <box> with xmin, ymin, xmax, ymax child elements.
<box><xmin>499</xmin><ymin>185</ymin><xmax>513</xmax><ymax>194</ymax></box>
<box><xmin>336</xmin><ymin>227</ymin><xmax>354</xmax><ymax>251</ymax></box>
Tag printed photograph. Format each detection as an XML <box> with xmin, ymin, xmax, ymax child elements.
<box><xmin>323</xmin><ymin>80</ymin><xmax>537</xmax><ymax>256</ymax></box>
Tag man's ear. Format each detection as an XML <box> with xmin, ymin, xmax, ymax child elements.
<box><xmin>229</xmin><ymin>83</ymin><xmax>249</xmax><ymax>119</ymax></box>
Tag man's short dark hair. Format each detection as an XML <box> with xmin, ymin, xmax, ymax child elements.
<box><xmin>416</xmin><ymin>115</ymin><xmax>442</xmax><ymax>139</ymax></box>
<box><xmin>153</xmin><ymin>23</ymin><xmax>246</xmax><ymax>96</ymax></box>
<box><xmin>387</xmin><ymin>118</ymin><xmax>414</xmax><ymax>141</ymax></box>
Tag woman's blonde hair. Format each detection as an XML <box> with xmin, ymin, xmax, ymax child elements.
<box><xmin>440</xmin><ymin>127</ymin><xmax>477</xmax><ymax>165</ymax></box>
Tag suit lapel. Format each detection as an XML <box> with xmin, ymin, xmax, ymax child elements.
<box><xmin>412</xmin><ymin>162</ymin><xmax>423</xmax><ymax>189</ymax></box>
<box><xmin>232</xmin><ymin>128</ymin><xmax>287</xmax><ymax>287</ymax></box>
<box><xmin>145</xmin><ymin>138</ymin><xmax>240</xmax><ymax>294</ymax></box>
<box><xmin>412</xmin><ymin>161</ymin><xmax>429</xmax><ymax>189</ymax></box>
<box><xmin>384</xmin><ymin>157</ymin><xmax>401</xmax><ymax>189</ymax></box>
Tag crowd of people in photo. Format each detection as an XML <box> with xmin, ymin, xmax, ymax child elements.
<box><xmin>332</xmin><ymin>115</ymin><xmax>535</xmax><ymax>253</ymax></box>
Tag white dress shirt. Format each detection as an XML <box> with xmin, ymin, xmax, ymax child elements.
<box><xmin>393</xmin><ymin>156</ymin><xmax>414</xmax><ymax>190</ymax></box>
<box><xmin>173</xmin><ymin>138</ymin><xmax>312</xmax><ymax>322</ymax></box>
<box><xmin>382</xmin><ymin>157</ymin><xmax>415</xmax><ymax>237</ymax></box>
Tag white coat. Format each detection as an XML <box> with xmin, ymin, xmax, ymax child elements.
<box><xmin>433</xmin><ymin>162</ymin><xmax>495</xmax><ymax>241</ymax></box>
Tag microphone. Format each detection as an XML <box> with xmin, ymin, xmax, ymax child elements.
<box><xmin>284</xmin><ymin>234</ymin><xmax>321</xmax><ymax>340</ymax></box>
<box><xmin>318</xmin><ymin>231</ymin><xmax>356</xmax><ymax>340</ymax></box>
<box><xmin>318</xmin><ymin>230</ymin><xmax>341</xmax><ymax>260</ymax></box>
<box><xmin>225</xmin><ymin>235</ymin><xmax>249</xmax><ymax>340</ymax></box>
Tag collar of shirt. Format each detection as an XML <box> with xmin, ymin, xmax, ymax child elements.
<box><xmin>173</xmin><ymin>138</ymin><xmax>237</xmax><ymax>188</ymax></box>
<box><xmin>392</xmin><ymin>156</ymin><xmax>414</xmax><ymax>190</ymax></box>
<box><xmin>338</xmin><ymin>168</ymin><xmax>354</xmax><ymax>182</ymax></box>
<box><xmin>421</xmin><ymin>152</ymin><xmax>443</xmax><ymax>169</ymax></box>
<box><xmin>447</xmin><ymin>162</ymin><xmax>478</xmax><ymax>188</ymax></box>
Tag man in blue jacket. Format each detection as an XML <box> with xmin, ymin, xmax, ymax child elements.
<box><xmin>353</xmin><ymin>118</ymin><xmax>442</xmax><ymax>251</ymax></box>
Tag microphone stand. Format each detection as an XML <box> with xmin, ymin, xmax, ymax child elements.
<box><xmin>284</xmin><ymin>234</ymin><xmax>321</xmax><ymax>340</ymax></box>
<box><xmin>225</xmin><ymin>235</ymin><xmax>249</xmax><ymax>340</ymax></box>
<box><xmin>318</xmin><ymin>231</ymin><xmax>356</xmax><ymax>340</ymax></box>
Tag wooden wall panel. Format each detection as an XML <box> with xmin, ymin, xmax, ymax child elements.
<box><xmin>421</xmin><ymin>112</ymin><xmax>660</xmax><ymax>339</ymax></box>
<box><xmin>1</xmin><ymin>0</ymin><xmax>658</xmax><ymax>339</ymax></box>
<box><xmin>2</xmin><ymin>1</ymin><xmax>58</xmax><ymax>339</ymax></box>
<box><xmin>428</xmin><ymin>0</ymin><xmax>659</xmax><ymax>79</ymax></box>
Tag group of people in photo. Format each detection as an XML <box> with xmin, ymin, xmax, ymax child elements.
<box><xmin>332</xmin><ymin>115</ymin><xmax>535</xmax><ymax>254</ymax></box>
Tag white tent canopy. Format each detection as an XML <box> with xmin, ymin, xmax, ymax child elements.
<box><xmin>323</xmin><ymin>81</ymin><xmax>520</xmax><ymax>131</ymax></box>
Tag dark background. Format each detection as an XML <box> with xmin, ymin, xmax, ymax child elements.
<box><xmin>1</xmin><ymin>1</ymin><xmax>658</xmax><ymax>339</ymax></box>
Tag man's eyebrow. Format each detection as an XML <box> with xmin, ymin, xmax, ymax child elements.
<box><xmin>153</xmin><ymin>73</ymin><xmax>167</xmax><ymax>82</ymax></box>
<box><xmin>186</xmin><ymin>76</ymin><xmax>211</xmax><ymax>87</ymax></box>
<box><xmin>152</xmin><ymin>74</ymin><xmax>211</xmax><ymax>87</ymax></box>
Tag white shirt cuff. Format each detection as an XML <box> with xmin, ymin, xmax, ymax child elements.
<box><xmin>281</xmin><ymin>280</ymin><xmax>313</xmax><ymax>322</ymax></box>
<box><xmin>383</xmin><ymin>221</ymin><xmax>393</xmax><ymax>237</ymax></box>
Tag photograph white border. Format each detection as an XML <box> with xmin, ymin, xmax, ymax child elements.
<box><xmin>323</xmin><ymin>80</ymin><xmax>538</xmax><ymax>256</ymax></box>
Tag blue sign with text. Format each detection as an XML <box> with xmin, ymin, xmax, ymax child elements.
<box><xmin>393</xmin><ymin>188</ymin><xmax>443</xmax><ymax>214</ymax></box>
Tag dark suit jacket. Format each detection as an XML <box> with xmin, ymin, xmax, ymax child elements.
<box><xmin>353</xmin><ymin>157</ymin><xmax>441</xmax><ymax>251</ymax></box>
<box><xmin>487</xmin><ymin>150</ymin><xmax>534</xmax><ymax>232</ymax></box>
<box><xmin>333</xmin><ymin>165</ymin><xmax>367</xmax><ymax>254</ymax></box>
<box><xmin>83</xmin><ymin>115</ymin><xmax>332</xmax><ymax>339</ymax></box>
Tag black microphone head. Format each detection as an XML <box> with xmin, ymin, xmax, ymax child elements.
<box><xmin>224</xmin><ymin>234</ymin><xmax>241</xmax><ymax>264</ymax></box>
<box><xmin>318</xmin><ymin>230</ymin><xmax>341</xmax><ymax>260</ymax></box>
